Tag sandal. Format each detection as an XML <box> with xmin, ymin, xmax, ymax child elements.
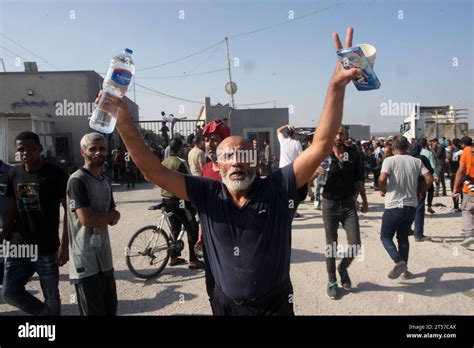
<box><xmin>169</xmin><ymin>257</ymin><xmax>186</xmax><ymax>266</ymax></box>
<box><xmin>188</xmin><ymin>260</ymin><xmax>205</xmax><ymax>270</ymax></box>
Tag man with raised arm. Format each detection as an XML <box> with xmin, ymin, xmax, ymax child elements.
<box><xmin>95</xmin><ymin>28</ymin><xmax>361</xmax><ymax>315</ymax></box>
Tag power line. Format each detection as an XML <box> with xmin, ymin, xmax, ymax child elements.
<box><xmin>236</xmin><ymin>100</ymin><xmax>276</xmax><ymax>107</ymax></box>
<box><xmin>188</xmin><ymin>43</ymin><xmax>222</xmax><ymax>74</ymax></box>
<box><xmin>136</xmin><ymin>39</ymin><xmax>224</xmax><ymax>72</ymax></box>
<box><xmin>134</xmin><ymin>82</ymin><xmax>204</xmax><ymax>104</ymax></box>
<box><xmin>228</xmin><ymin>1</ymin><xmax>346</xmax><ymax>39</ymax></box>
<box><xmin>135</xmin><ymin>68</ymin><xmax>227</xmax><ymax>79</ymax></box>
<box><xmin>0</xmin><ymin>33</ymin><xmax>61</xmax><ymax>70</ymax></box>
<box><xmin>0</xmin><ymin>45</ymin><xmax>29</xmax><ymax>62</ymax></box>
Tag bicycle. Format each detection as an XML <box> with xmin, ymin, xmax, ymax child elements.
<box><xmin>125</xmin><ymin>201</ymin><xmax>189</xmax><ymax>279</ymax></box>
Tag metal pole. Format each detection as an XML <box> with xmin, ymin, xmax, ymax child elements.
<box><xmin>224</xmin><ymin>37</ymin><xmax>235</xmax><ymax>108</ymax></box>
<box><xmin>0</xmin><ymin>58</ymin><xmax>6</xmax><ymax>72</ymax></box>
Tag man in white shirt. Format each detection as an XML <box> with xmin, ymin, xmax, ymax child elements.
<box><xmin>277</xmin><ymin>124</ymin><xmax>303</xmax><ymax>168</ymax></box>
<box><xmin>277</xmin><ymin>124</ymin><xmax>305</xmax><ymax>218</ymax></box>
<box><xmin>378</xmin><ymin>135</ymin><xmax>433</xmax><ymax>280</ymax></box>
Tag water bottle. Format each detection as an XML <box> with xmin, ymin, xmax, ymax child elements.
<box><xmin>89</xmin><ymin>48</ymin><xmax>135</xmax><ymax>133</ymax></box>
<box><xmin>317</xmin><ymin>156</ymin><xmax>332</xmax><ymax>186</ymax></box>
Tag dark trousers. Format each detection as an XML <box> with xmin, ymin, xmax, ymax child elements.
<box><xmin>162</xmin><ymin>199</ymin><xmax>199</xmax><ymax>261</ymax></box>
<box><xmin>414</xmin><ymin>193</ymin><xmax>426</xmax><ymax>239</ymax></box>
<box><xmin>436</xmin><ymin>169</ymin><xmax>447</xmax><ymax>195</ymax></box>
<box><xmin>125</xmin><ymin>171</ymin><xmax>135</xmax><ymax>188</ymax></box>
<box><xmin>321</xmin><ymin>197</ymin><xmax>361</xmax><ymax>283</ymax></box>
<box><xmin>210</xmin><ymin>279</ymin><xmax>294</xmax><ymax>316</ymax></box>
<box><xmin>450</xmin><ymin>174</ymin><xmax>462</xmax><ymax>209</ymax></box>
<box><xmin>75</xmin><ymin>270</ymin><xmax>117</xmax><ymax>316</ymax></box>
<box><xmin>427</xmin><ymin>185</ymin><xmax>434</xmax><ymax>208</ymax></box>
<box><xmin>2</xmin><ymin>255</ymin><xmax>60</xmax><ymax>315</ymax></box>
<box><xmin>373</xmin><ymin>168</ymin><xmax>381</xmax><ymax>188</ymax></box>
<box><xmin>380</xmin><ymin>207</ymin><xmax>416</xmax><ymax>264</ymax></box>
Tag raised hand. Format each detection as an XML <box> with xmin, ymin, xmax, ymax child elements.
<box><xmin>330</xmin><ymin>27</ymin><xmax>361</xmax><ymax>89</ymax></box>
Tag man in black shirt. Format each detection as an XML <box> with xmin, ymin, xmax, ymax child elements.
<box><xmin>313</xmin><ymin>125</ymin><xmax>367</xmax><ymax>300</ymax></box>
<box><xmin>1</xmin><ymin>131</ymin><xmax>69</xmax><ymax>315</ymax></box>
<box><xmin>96</xmin><ymin>27</ymin><xmax>362</xmax><ymax>315</ymax></box>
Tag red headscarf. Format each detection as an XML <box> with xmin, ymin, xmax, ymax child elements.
<box><xmin>202</xmin><ymin>118</ymin><xmax>230</xmax><ymax>140</ymax></box>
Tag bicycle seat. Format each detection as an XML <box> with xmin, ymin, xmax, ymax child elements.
<box><xmin>148</xmin><ymin>202</ymin><xmax>164</xmax><ymax>210</ymax></box>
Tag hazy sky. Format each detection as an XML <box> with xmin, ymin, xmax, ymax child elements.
<box><xmin>1</xmin><ymin>0</ymin><xmax>472</xmax><ymax>131</ymax></box>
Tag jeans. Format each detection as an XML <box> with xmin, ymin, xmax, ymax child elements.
<box><xmin>414</xmin><ymin>193</ymin><xmax>426</xmax><ymax>239</ymax></box>
<box><xmin>380</xmin><ymin>207</ymin><xmax>416</xmax><ymax>264</ymax></box>
<box><xmin>162</xmin><ymin>198</ymin><xmax>199</xmax><ymax>261</ymax></box>
<box><xmin>322</xmin><ymin>197</ymin><xmax>361</xmax><ymax>282</ymax></box>
<box><xmin>2</xmin><ymin>255</ymin><xmax>60</xmax><ymax>315</ymax></box>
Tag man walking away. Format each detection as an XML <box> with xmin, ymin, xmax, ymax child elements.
<box><xmin>379</xmin><ymin>136</ymin><xmax>433</xmax><ymax>280</ymax></box>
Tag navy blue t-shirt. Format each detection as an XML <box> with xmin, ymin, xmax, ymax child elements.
<box><xmin>185</xmin><ymin>163</ymin><xmax>299</xmax><ymax>300</ymax></box>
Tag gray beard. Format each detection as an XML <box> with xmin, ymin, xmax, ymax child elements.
<box><xmin>221</xmin><ymin>170</ymin><xmax>256</xmax><ymax>193</ymax></box>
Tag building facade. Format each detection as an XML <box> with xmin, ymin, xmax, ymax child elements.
<box><xmin>199</xmin><ymin>97</ymin><xmax>289</xmax><ymax>159</ymax></box>
<box><xmin>0</xmin><ymin>70</ymin><xmax>139</xmax><ymax>166</ymax></box>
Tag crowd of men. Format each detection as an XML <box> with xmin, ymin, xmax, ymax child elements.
<box><xmin>0</xmin><ymin>27</ymin><xmax>473</xmax><ymax>315</ymax></box>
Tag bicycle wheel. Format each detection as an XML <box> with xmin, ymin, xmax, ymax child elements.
<box><xmin>125</xmin><ymin>225</ymin><xmax>170</xmax><ymax>279</ymax></box>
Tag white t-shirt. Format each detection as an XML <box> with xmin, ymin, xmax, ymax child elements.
<box><xmin>277</xmin><ymin>133</ymin><xmax>303</xmax><ymax>168</ymax></box>
<box><xmin>381</xmin><ymin>154</ymin><xmax>429</xmax><ymax>209</ymax></box>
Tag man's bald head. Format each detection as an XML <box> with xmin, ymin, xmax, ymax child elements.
<box><xmin>217</xmin><ymin>136</ymin><xmax>252</xmax><ymax>153</ymax></box>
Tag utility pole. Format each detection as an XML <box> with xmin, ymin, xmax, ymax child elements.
<box><xmin>224</xmin><ymin>37</ymin><xmax>235</xmax><ymax>108</ymax></box>
<box><xmin>0</xmin><ymin>58</ymin><xmax>6</xmax><ymax>72</ymax></box>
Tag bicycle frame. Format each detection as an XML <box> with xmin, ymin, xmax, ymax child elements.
<box><xmin>159</xmin><ymin>208</ymin><xmax>186</xmax><ymax>243</ymax></box>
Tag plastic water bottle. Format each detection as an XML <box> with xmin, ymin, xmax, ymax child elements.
<box><xmin>317</xmin><ymin>156</ymin><xmax>332</xmax><ymax>186</ymax></box>
<box><xmin>89</xmin><ymin>48</ymin><xmax>135</xmax><ymax>133</ymax></box>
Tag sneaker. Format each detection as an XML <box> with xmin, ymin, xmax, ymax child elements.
<box><xmin>400</xmin><ymin>271</ymin><xmax>415</xmax><ymax>280</ymax></box>
<box><xmin>415</xmin><ymin>236</ymin><xmax>431</xmax><ymax>242</ymax></box>
<box><xmin>326</xmin><ymin>281</ymin><xmax>338</xmax><ymax>300</ymax></box>
<box><xmin>388</xmin><ymin>261</ymin><xmax>408</xmax><ymax>279</ymax></box>
<box><xmin>427</xmin><ymin>207</ymin><xmax>435</xmax><ymax>214</ymax></box>
<box><xmin>460</xmin><ymin>237</ymin><xmax>474</xmax><ymax>248</ymax></box>
<box><xmin>408</xmin><ymin>229</ymin><xmax>414</xmax><ymax>236</ymax></box>
<box><xmin>316</xmin><ymin>202</ymin><xmax>321</xmax><ymax>210</ymax></box>
<box><xmin>337</xmin><ymin>266</ymin><xmax>352</xmax><ymax>290</ymax></box>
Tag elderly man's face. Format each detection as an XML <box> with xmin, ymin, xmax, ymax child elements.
<box><xmin>217</xmin><ymin>136</ymin><xmax>256</xmax><ymax>193</ymax></box>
